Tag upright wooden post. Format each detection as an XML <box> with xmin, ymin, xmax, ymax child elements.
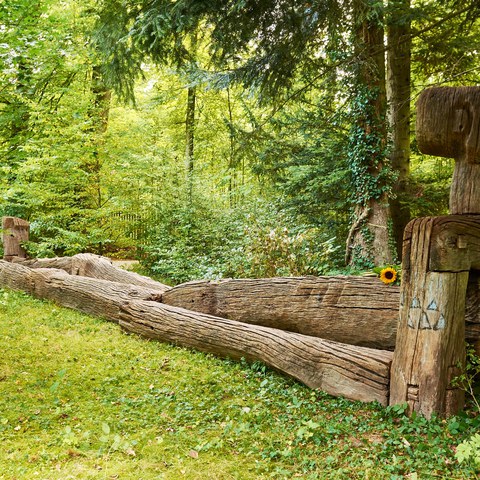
<box><xmin>2</xmin><ymin>217</ymin><xmax>29</xmax><ymax>261</ymax></box>
<box><xmin>390</xmin><ymin>87</ymin><xmax>480</xmax><ymax>417</ymax></box>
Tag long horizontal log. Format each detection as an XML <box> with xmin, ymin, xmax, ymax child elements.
<box><xmin>0</xmin><ymin>261</ymin><xmax>163</xmax><ymax>321</ymax></box>
<box><xmin>6</xmin><ymin>256</ymin><xmax>480</xmax><ymax>349</ymax></box>
<box><xmin>0</xmin><ymin>259</ymin><xmax>392</xmax><ymax>405</ymax></box>
<box><xmin>14</xmin><ymin>253</ymin><xmax>170</xmax><ymax>293</ymax></box>
<box><xmin>163</xmin><ymin>276</ymin><xmax>480</xmax><ymax>349</ymax></box>
<box><xmin>119</xmin><ymin>300</ymin><xmax>392</xmax><ymax>405</ymax></box>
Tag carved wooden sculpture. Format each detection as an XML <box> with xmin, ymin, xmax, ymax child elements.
<box><xmin>390</xmin><ymin>87</ymin><xmax>480</xmax><ymax>417</ymax></box>
<box><xmin>2</xmin><ymin>216</ymin><xmax>29</xmax><ymax>261</ymax></box>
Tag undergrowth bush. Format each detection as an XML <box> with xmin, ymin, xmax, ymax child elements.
<box><xmin>139</xmin><ymin>197</ymin><xmax>340</xmax><ymax>284</ymax></box>
<box><xmin>453</xmin><ymin>346</ymin><xmax>480</xmax><ymax>468</ymax></box>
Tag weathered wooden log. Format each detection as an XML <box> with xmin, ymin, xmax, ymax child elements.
<box><xmin>416</xmin><ymin>87</ymin><xmax>480</xmax><ymax>214</ymax></box>
<box><xmin>2</xmin><ymin>257</ymin><xmax>480</xmax><ymax>349</ymax></box>
<box><xmin>11</xmin><ymin>256</ymin><xmax>74</xmax><ymax>271</ymax></box>
<box><xmin>0</xmin><ymin>260</ymin><xmax>35</xmax><ymax>293</ymax></box>
<box><xmin>118</xmin><ymin>300</ymin><xmax>392</xmax><ymax>405</ymax></box>
<box><xmin>15</xmin><ymin>253</ymin><xmax>170</xmax><ymax>293</ymax></box>
<box><xmin>163</xmin><ymin>276</ymin><xmax>399</xmax><ymax>349</ymax></box>
<box><xmin>163</xmin><ymin>275</ymin><xmax>480</xmax><ymax>349</ymax></box>
<box><xmin>2</xmin><ymin>217</ymin><xmax>29</xmax><ymax>261</ymax></box>
<box><xmin>0</xmin><ymin>260</ymin><xmax>164</xmax><ymax>320</ymax></box>
<box><xmin>0</xmin><ymin>259</ymin><xmax>392</xmax><ymax>405</ymax></box>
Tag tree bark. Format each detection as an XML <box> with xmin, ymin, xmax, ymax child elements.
<box><xmin>84</xmin><ymin>65</ymin><xmax>112</xmax><ymax>215</ymax></box>
<box><xmin>185</xmin><ymin>85</ymin><xmax>196</xmax><ymax>202</ymax></box>
<box><xmin>387</xmin><ymin>0</ymin><xmax>412</xmax><ymax>259</ymax></box>
<box><xmin>348</xmin><ymin>0</ymin><xmax>394</xmax><ymax>267</ymax></box>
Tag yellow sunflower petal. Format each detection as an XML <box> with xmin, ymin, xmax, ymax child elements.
<box><xmin>379</xmin><ymin>267</ymin><xmax>397</xmax><ymax>285</ymax></box>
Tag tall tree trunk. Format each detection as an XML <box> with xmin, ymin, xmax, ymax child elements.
<box><xmin>185</xmin><ymin>85</ymin><xmax>196</xmax><ymax>203</ymax></box>
<box><xmin>227</xmin><ymin>87</ymin><xmax>238</xmax><ymax>207</ymax></box>
<box><xmin>86</xmin><ymin>65</ymin><xmax>112</xmax><ymax>211</ymax></box>
<box><xmin>387</xmin><ymin>0</ymin><xmax>412</xmax><ymax>260</ymax></box>
<box><xmin>347</xmin><ymin>0</ymin><xmax>394</xmax><ymax>267</ymax></box>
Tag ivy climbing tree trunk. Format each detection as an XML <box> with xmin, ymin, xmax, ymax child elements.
<box><xmin>346</xmin><ymin>0</ymin><xmax>394</xmax><ymax>267</ymax></box>
<box><xmin>387</xmin><ymin>0</ymin><xmax>412</xmax><ymax>260</ymax></box>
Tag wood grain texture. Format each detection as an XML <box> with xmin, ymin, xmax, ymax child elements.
<box><xmin>163</xmin><ymin>275</ymin><xmax>480</xmax><ymax>348</ymax></box>
<box><xmin>0</xmin><ymin>260</ymin><xmax>163</xmax><ymax>320</ymax></box>
<box><xmin>163</xmin><ymin>276</ymin><xmax>399</xmax><ymax>349</ymax></box>
<box><xmin>0</xmin><ymin>260</ymin><xmax>35</xmax><ymax>293</ymax></box>
<box><xmin>390</xmin><ymin>217</ymin><xmax>468</xmax><ymax>417</ymax></box>
<box><xmin>427</xmin><ymin>215</ymin><xmax>480</xmax><ymax>271</ymax></box>
<box><xmin>119</xmin><ymin>300</ymin><xmax>393</xmax><ymax>405</ymax></box>
<box><xmin>3</xmin><ymin>258</ymin><xmax>480</xmax><ymax>347</ymax></box>
<box><xmin>14</xmin><ymin>253</ymin><xmax>171</xmax><ymax>293</ymax></box>
<box><xmin>416</xmin><ymin>87</ymin><xmax>480</xmax><ymax>214</ymax></box>
<box><xmin>0</xmin><ymin>260</ymin><xmax>392</xmax><ymax>405</ymax></box>
<box><xmin>12</xmin><ymin>256</ymin><xmax>74</xmax><ymax>272</ymax></box>
<box><xmin>2</xmin><ymin>216</ymin><xmax>29</xmax><ymax>261</ymax></box>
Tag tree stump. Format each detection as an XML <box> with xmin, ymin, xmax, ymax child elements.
<box><xmin>2</xmin><ymin>217</ymin><xmax>29</xmax><ymax>261</ymax></box>
<box><xmin>390</xmin><ymin>87</ymin><xmax>480</xmax><ymax>417</ymax></box>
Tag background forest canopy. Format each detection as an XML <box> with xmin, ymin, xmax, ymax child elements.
<box><xmin>1</xmin><ymin>0</ymin><xmax>479</xmax><ymax>284</ymax></box>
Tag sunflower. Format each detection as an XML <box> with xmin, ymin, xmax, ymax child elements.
<box><xmin>379</xmin><ymin>267</ymin><xmax>398</xmax><ymax>285</ymax></box>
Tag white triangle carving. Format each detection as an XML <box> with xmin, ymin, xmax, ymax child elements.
<box><xmin>435</xmin><ymin>314</ymin><xmax>446</xmax><ymax>330</ymax></box>
<box><xmin>427</xmin><ymin>300</ymin><xmax>438</xmax><ymax>311</ymax></box>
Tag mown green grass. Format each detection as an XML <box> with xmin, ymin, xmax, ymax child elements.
<box><xmin>0</xmin><ymin>288</ymin><xmax>479</xmax><ymax>480</ymax></box>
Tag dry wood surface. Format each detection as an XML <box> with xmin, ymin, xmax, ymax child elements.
<box><xmin>2</xmin><ymin>216</ymin><xmax>29</xmax><ymax>261</ymax></box>
<box><xmin>390</xmin><ymin>217</ymin><xmax>468</xmax><ymax>417</ymax></box>
<box><xmin>163</xmin><ymin>276</ymin><xmax>399</xmax><ymax>349</ymax></box>
<box><xmin>118</xmin><ymin>300</ymin><xmax>393</xmax><ymax>405</ymax></box>
<box><xmin>416</xmin><ymin>87</ymin><xmax>480</xmax><ymax>214</ymax></box>
<box><xmin>163</xmin><ymin>276</ymin><xmax>480</xmax><ymax>348</ymax></box>
<box><xmin>14</xmin><ymin>253</ymin><xmax>170</xmax><ymax>293</ymax></box>
<box><xmin>0</xmin><ymin>259</ymin><xmax>392</xmax><ymax>405</ymax></box>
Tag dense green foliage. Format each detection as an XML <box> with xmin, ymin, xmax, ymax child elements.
<box><xmin>1</xmin><ymin>0</ymin><xmax>480</xmax><ymax>279</ymax></box>
<box><xmin>1</xmin><ymin>288</ymin><xmax>480</xmax><ymax>479</ymax></box>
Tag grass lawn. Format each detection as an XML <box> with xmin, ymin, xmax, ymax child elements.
<box><xmin>0</xmin><ymin>287</ymin><xmax>479</xmax><ymax>479</ymax></box>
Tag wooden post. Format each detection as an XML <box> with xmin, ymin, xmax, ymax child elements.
<box><xmin>2</xmin><ymin>217</ymin><xmax>29</xmax><ymax>261</ymax></box>
<box><xmin>390</xmin><ymin>87</ymin><xmax>480</xmax><ymax>417</ymax></box>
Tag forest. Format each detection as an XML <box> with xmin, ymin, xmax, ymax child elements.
<box><xmin>1</xmin><ymin>0</ymin><xmax>480</xmax><ymax>284</ymax></box>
